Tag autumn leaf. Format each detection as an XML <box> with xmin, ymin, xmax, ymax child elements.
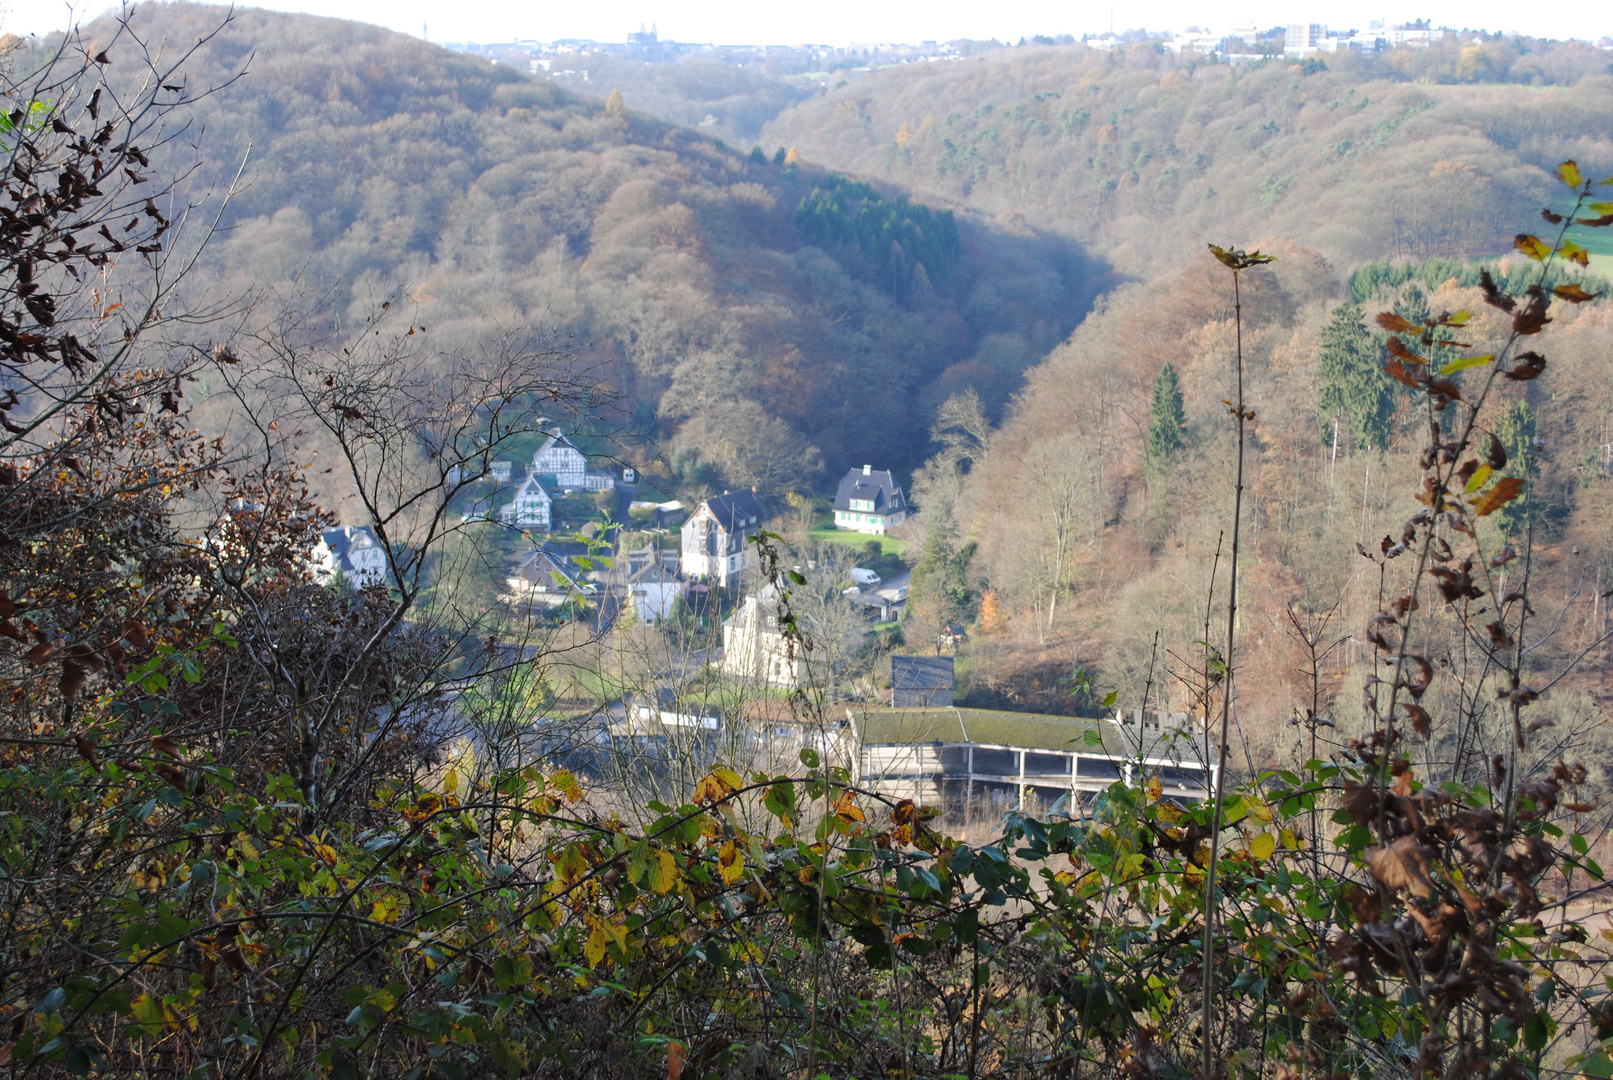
<box><xmin>1558</xmin><ymin>160</ymin><xmax>1583</xmax><ymax>188</ymax></box>
<box><xmin>1365</xmin><ymin>836</ymin><xmax>1434</xmax><ymax>897</ymax></box>
<box><xmin>1385</xmin><ymin>357</ymin><xmax>1423</xmax><ymax>390</ymax></box>
<box><xmin>1560</xmin><ymin>240</ymin><xmax>1590</xmax><ymax>267</ymax></box>
<box><xmin>1471</xmin><ymin>476</ymin><xmax>1526</xmax><ymax>516</ymax></box>
<box><xmin>1552</xmin><ymin>283</ymin><xmax>1601</xmax><ymax>303</ymax></box>
<box><xmin>832</xmin><ymin>790</ymin><xmax>865</xmax><ymax>825</ymax></box>
<box><xmin>1513</xmin><ymin>234</ymin><xmax>1552</xmax><ymax>262</ymax></box>
<box><xmin>1248</xmin><ymin>832</ymin><xmax>1276</xmax><ymax>861</ymax></box>
<box><xmin>1404</xmin><ymin>703</ymin><xmax>1432</xmax><ymax>740</ymax></box>
<box><xmin>646</xmin><ymin>849</ymin><xmax>679</xmax><ymax>894</ymax></box>
<box><xmin>1385</xmin><ymin>336</ymin><xmax>1423</xmax><ymax>364</ymax></box>
<box><xmin>1504</xmin><ymin>351</ymin><xmax>1546</xmax><ymax>380</ymax></box>
<box><xmin>1464</xmin><ymin>464</ymin><xmax>1492</xmax><ymax>493</ymax></box>
<box><xmin>667</xmin><ymin>1042</ymin><xmax>687</xmax><ymax>1080</ymax></box>
<box><xmin>717</xmin><ymin>840</ymin><xmax>745</xmax><ymax>886</ymax></box>
<box><xmin>1375</xmin><ymin>312</ymin><xmax>1420</xmax><ymax>333</ymax></box>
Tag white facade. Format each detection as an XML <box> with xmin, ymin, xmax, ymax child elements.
<box><xmin>314</xmin><ymin>526</ymin><xmax>388</xmax><ymax>588</ymax></box>
<box><xmin>679</xmin><ymin>491</ymin><xmax>764</xmax><ymax>585</ymax></box>
<box><xmin>534</xmin><ymin>430</ymin><xmax>587</xmax><ymax>489</ymax></box>
<box><xmin>722</xmin><ymin>593</ymin><xmax>801</xmax><ymax>688</ymax></box>
<box><xmin>499</xmin><ymin>471</ymin><xmax>552</xmax><ymax>530</ymax></box>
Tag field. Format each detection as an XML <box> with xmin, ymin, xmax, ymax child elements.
<box><xmin>808</xmin><ymin>518</ymin><xmax>909</xmax><ymax>557</ymax></box>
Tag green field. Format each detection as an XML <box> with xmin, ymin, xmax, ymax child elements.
<box><xmin>808</xmin><ymin>518</ymin><xmax>908</xmax><ymax>557</ymax></box>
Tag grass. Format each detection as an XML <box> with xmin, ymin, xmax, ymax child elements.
<box><xmin>808</xmin><ymin>517</ymin><xmax>909</xmax><ymax>556</ymax></box>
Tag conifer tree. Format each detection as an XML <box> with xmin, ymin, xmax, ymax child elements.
<box><xmin>1146</xmin><ymin>361</ymin><xmax>1186</xmax><ymax>480</ymax></box>
<box><xmin>1316</xmin><ymin>302</ymin><xmax>1396</xmax><ymax>453</ymax></box>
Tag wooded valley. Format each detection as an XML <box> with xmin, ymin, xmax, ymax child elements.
<box><xmin>4</xmin><ymin>6</ymin><xmax>1613</xmax><ymax>1079</ymax></box>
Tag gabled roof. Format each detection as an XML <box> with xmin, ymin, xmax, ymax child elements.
<box><xmin>511</xmin><ymin>471</ymin><xmax>551</xmax><ymax>502</ymax></box>
<box><xmin>321</xmin><ymin>525</ymin><xmax>380</xmax><ymax>562</ymax></box>
<box><xmin>695</xmin><ymin>489</ymin><xmax>765</xmax><ymax>533</ymax></box>
<box><xmin>534</xmin><ymin>426</ymin><xmax>584</xmax><ymax>460</ymax></box>
<box><xmin>891</xmin><ymin>655</ymin><xmax>955</xmax><ymax>692</ymax></box>
<box><xmin>517</xmin><ymin>542</ymin><xmax>583</xmax><ymax>589</ymax></box>
<box><xmin>834</xmin><ymin>467</ymin><xmax>905</xmax><ymax>514</ymax></box>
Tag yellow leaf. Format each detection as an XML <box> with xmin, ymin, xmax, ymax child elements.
<box><xmin>1249</xmin><ymin>832</ymin><xmax>1277</xmax><ymax>861</ymax></box>
<box><xmin>832</xmin><ymin>791</ymin><xmax>865</xmax><ymax>825</ymax></box>
<box><xmin>647</xmin><ymin>849</ymin><xmax>679</xmax><ymax>894</ymax></box>
<box><xmin>1248</xmin><ymin>800</ymin><xmax>1274</xmax><ymax>823</ymax></box>
<box><xmin>1279</xmin><ymin>828</ymin><xmax>1300</xmax><ymax>850</ymax></box>
<box><xmin>1145</xmin><ymin>775</ymin><xmax>1163</xmax><ymax>803</ymax></box>
<box><xmin>1440</xmin><ymin>353</ymin><xmax>1493</xmax><ymax>376</ymax></box>
<box><xmin>1514</xmin><ymin>234</ymin><xmax>1552</xmax><ymax>262</ymax></box>
<box><xmin>1464</xmin><ymin>464</ymin><xmax>1492</xmax><ymax>493</ymax></box>
<box><xmin>583</xmin><ymin>925</ymin><xmax>609</xmax><ymax>968</ymax></box>
<box><xmin>551</xmin><ymin>768</ymin><xmax>583</xmax><ymax>803</ymax></box>
<box><xmin>717</xmin><ymin>840</ymin><xmax>745</xmax><ymax>886</ymax></box>
<box><xmin>442</xmin><ymin>769</ymin><xmax>458</xmax><ymax>795</ymax></box>
<box><xmin>1558</xmin><ymin>160</ymin><xmax>1582</xmax><ymax>189</ymax></box>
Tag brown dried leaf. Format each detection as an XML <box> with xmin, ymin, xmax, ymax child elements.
<box><xmin>1376</xmin><ymin>312</ymin><xmax>1420</xmax><ymax>333</ymax></box>
<box><xmin>1365</xmin><ymin>836</ymin><xmax>1434</xmax><ymax>897</ymax></box>
<box><xmin>1403</xmin><ymin>703</ymin><xmax>1432</xmax><ymax>739</ymax></box>
<box><xmin>1471</xmin><ymin>476</ymin><xmax>1526</xmax><ymax>516</ymax></box>
<box><xmin>1504</xmin><ymin>351</ymin><xmax>1546</xmax><ymax>380</ymax></box>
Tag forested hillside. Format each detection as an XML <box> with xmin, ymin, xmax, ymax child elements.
<box><xmin>760</xmin><ymin>41</ymin><xmax>1613</xmax><ymax>271</ymax></box>
<box><xmin>71</xmin><ymin>5</ymin><xmax>1105</xmax><ymax>494</ymax></box>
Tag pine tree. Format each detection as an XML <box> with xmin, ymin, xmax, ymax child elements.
<box><xmin>1317</xmin><ymin>302</ymin><xmax>1396</xmax><ymax>453</ymax></box>
<box><xmin>1146</xmin><ymin>361</ymin><xmax>1186</xmax><ymax>481</ymax></box>
<box><xmin>1492</xmin><ymin>400</ymin><xmax>1539</xmax><ymax>538</ymax></box>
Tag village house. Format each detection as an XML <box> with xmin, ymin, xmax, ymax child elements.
<box><xmin>505</xmin><ymin>542</ymin><xmax>594</xmax><ymax>605</ymax></box>
<box><xmin>533</xmin><ymin>424</ymin><xmax>616</xmax><ymax>492</ymax></box>
<box><xmin>498</xmin><ymin>469</ymin><xmax>552</xmax><ymax>530</ymax></box>
<box><xmin>721</xmin><ymin>586</ymin><xmax>801</xmax><ymax>688</ymax></box>
<box><xmin>314</xmin><ymin>525</ymin><xmax>389</xmax><ymax>588</ymax></box>
<box><xmin>833</xmin><ymin>465</ymin><xmax>907</xmax><ymax>535</ymax></box>
<box><xmin>680</xmin><ymin>489</ymin><xmax>765</xmax><ymax>585</ymax></box>
<box><xmin>626</xmin><ymin>559</ymin><xmax>683</xmax><ymax>624</ymax></box>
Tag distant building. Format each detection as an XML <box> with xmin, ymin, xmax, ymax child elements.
<box><xmin>891</xmin><ymin>655</ymin><xmax>955</xmax><ymax>708</ymax></box>
<box><xmin>833</xmin><ymin>465</ymin><xmax>907</xmax><ymax>535</ymax></box>
<box><xmin>681</xmin><ymin>489</ymin><xmax>765</xmax><ymax>585</ymax></box>
<box><xmin>533</xmin><ymin>427</ymin><xmax>588</xmax><ymax>489</ymax></box>
<box><xmin>1283</xmin><ymin>22</ymin><xmax>1325</xmax><ymax>54</ymax></box>
<box><xmin>490</xmin><ymin>460</ymin><xmax>513</xmax><ymax>484</ymax></box>
<box><xmin>722</xmin><ymin>587</ymin><xmax>800</xmax><ymax>687</ymax></box>
<box><xmin>627</xmin><ymin>560</ymin><xmax>682</xmax><ymax>624</ymax></box>
<box><xmin>506</xmin><ymin>542</ymin><xmax>593</xmax><ymax>604</ymax></box>
<box><xmin>315</xmin><ymin>526</ymin><xmax>388</xmax><ymax>588</ymax></box>
<box><xmin>500</xmin><ymin>470</ymin><xmax>552</xmax><ymax>530</ymax></box>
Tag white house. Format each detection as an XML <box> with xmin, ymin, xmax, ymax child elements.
<box><xmin>534</xmin><ymin>427</ymin><xmax>588</xmax><ymax>489</ymax></box>
<box><xmin>314</xmin><ymin>526</ymin><xmax>388</xmax><ymax>588</ymax></box>
<box><xmin>833</xmin><ymin>466</ymin><xmax>907</xmax><ymax>535</ymax></box>
<box><xmin>680</xmin><ymin>489</ymin><xmax>765</xmax><ymax>585</ymax></box>
<box><xmin>627</xmin><ymin>560</ymin><xmax>682</xmax><ymax>624</ymax></box>
<box><xmin>722</xmin><ymin>587</ymin><xmax>801</xmax><ymax>688</ymax></box>
<box><xmin>499</xmin><ymin>470</ymin><xmax>552</xmax><ymax>530</ymax></box>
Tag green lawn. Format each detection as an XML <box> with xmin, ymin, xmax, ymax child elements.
<box><xmin>808</xmin><ymin>518</ymin><xmax>908</xmax><ymax>556</ymax></box>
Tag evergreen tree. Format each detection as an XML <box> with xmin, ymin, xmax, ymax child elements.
<box><xmin>1317</xmin><ymin>302</ymin><xmax>1396</xmax><ymax>453</ymax></box>
<box><xmin>1145</xmin><ymin>361</ymin><xmax>1186</xmax><ymax>479</ymax></box>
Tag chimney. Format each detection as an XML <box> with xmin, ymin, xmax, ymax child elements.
<box><xmin>862</xmin><ymin>464</ymin><xmax>872</xmax><ymax>475</ymax></box>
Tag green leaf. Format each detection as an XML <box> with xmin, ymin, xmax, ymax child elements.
<box><xmin>1572</xmin><ymin>833</ymin><xmax>1590</xmax><ymax>855</ymax></box>
<box><xmin>1440</xmin><ymin>353</ymin><xmax>1493</xmax><ymax>376</ymax></box>
<box><xmin>798</xmin><ymin>747</ymin><xmax>820</xmax><ymax>769</ymax></box>
<box><xmin>1100</xmin><ymin>689</ymin><xmax>1118</xmax><ymax>708</ymax></box>
<box><xmin>1523</xmin><ymin>1010</ymin><xmax>1549</xmax><ymax>1053</ymax></box>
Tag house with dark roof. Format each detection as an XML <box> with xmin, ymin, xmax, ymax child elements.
<box><xmin>680</xmin><ymin>489</ymin><xmax>765</xmax><ymax>586</ymax></box>
<box><xmin>314</xmin><ymin>526</ymin><xmax>389</xmax><ymax>588</ymax></box>
<box><xmin>891</xmin><ymin>655</ymin><xmax>955</xmax><ymax>707</ymax></box>
<box><xmin>505</xmin><ymin>542</ymin><xmax>596</xmax><ymax>606</ymax></box>
<box><xmin>834</xmin><ymin>465</ymin><xmax>907</xmax><ymax>535</ymax></box>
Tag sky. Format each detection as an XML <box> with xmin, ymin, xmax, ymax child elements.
<box><xmin>1</xmin><ymin>0</ymin><xmax>1604</xmax><ymax>47</ymax></box>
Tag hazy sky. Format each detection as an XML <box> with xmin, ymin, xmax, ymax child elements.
<box><xmin>1</xmin><ymin>0</ymin><xmax>1603</xmax><ymax>47</ymax></box>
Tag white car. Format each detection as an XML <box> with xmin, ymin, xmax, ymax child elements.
<box><xmin>849</xmin><ymin>567</ymin><xmax>882</xmax><ymax>588</ymax></box>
